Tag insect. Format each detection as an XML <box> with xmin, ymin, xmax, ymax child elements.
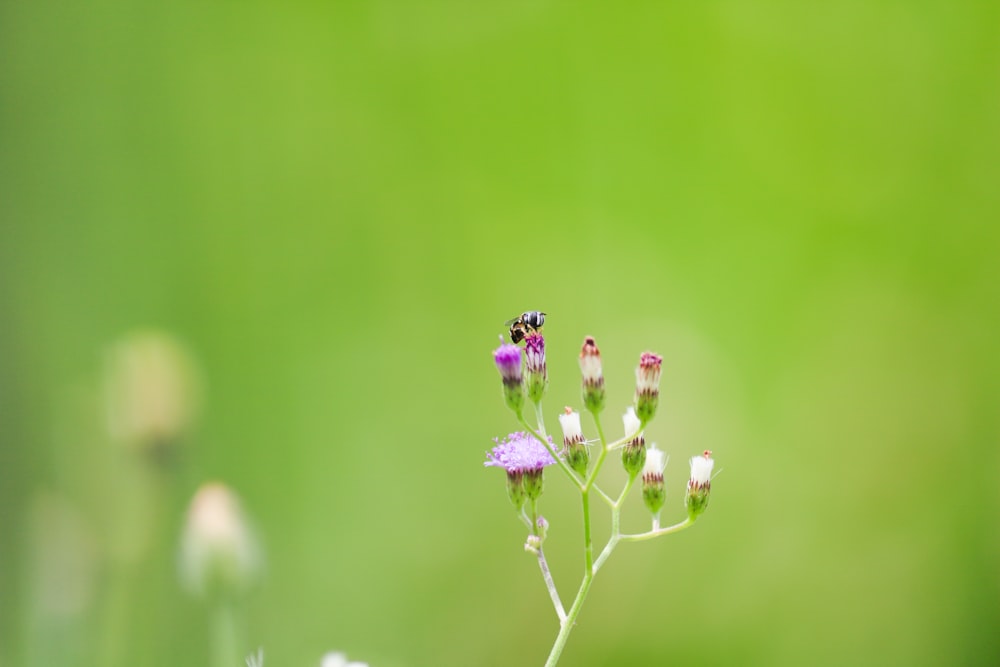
<box><xmin>506</xmin><ymin>311</ymin><xmax>546</xmax><ymax>344</ymax></box>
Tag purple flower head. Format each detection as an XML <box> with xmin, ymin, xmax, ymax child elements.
<box><xmin>635</xmin><ymin>352</ymin><xmax>663</xmax><ymax>393</ymax></box>
<box><xmin>493</xmin><ymin>344</ymin><xmax>523</xmax><ymax>385</ymax></box>
<box><xmin>485</xmin><ymin>431</ymin><xmax>558</xmax><ymax>474</ymax></box>
<box><xmin>523</xmin><ymin>333</ymin><xmax>547</xmax><ymax>402</ymax></box>
<box><xmin>524</xmin><ymin>333</ymin><xmax>545</xmax><ymax>372</ymax></box>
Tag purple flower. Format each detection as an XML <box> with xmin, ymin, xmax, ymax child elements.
<box><xmin>485</xmin><ymin>431</ymin><xmax>558</xmax><ymax>474</ymax></box>
<box><xmin>493</xmin><ymin>344</ymin><xmax>524</xmax><ymax>414</ymax></box>
<box><xmin>493</xmin><ymin>344</ymin><xmax>523</xmax><ymax>384</ymax></box>
<box><xmin>524</xmin><ymin>333</ymin><xmax>547</xmax><ymax>402</ymax></box>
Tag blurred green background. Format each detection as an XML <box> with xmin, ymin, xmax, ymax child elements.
<box><xmin>2</xmin><ymin>1</ymin><xmax>999</xmax><ymax>666</ymax></box>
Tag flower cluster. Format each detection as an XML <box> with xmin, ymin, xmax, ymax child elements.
<box><xmin>486</xmin><ymin>323</ymin><xmax>720</xmax><ymax>666</ymax></box>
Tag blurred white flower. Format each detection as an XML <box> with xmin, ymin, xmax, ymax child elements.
<box><xmin>321</xmin><ymin>651</ymin><xmax>369</xmax><ymax>667</ymax></box>
<box><xmin>246</xmin><ymin>647</ymin><xmax>264</xmax><ymax>667</ymax></box>
<box><xmin>179</xmin><ymin>482</ymin><xmax>262</xmax><ymax>597</ymax></box>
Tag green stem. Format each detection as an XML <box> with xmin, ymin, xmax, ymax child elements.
<box><xmin>211</xmin><ymin>599</ymin><xmax>239</xmax><ymax>667</ymax></box>
<box><xmin>533</xmin><ymin>401</ymin><xmax>549</xmax><ymax>438</ymax></box>
<box><xmin>544</xmin><ymin>572</ymin><xmax>593</xmax><ymax>667</ymax></box>
<box><xmin>98</xmin><ymin>560</ymin><xmax>133</xmax><ymax>667</ymax></box>
<box><xmin>619</xmin><ymin>517</ymin><xmax>695</xmax><ymax>542</ymax></box>
<box><xmin>584</xmin><ymin>413</ymin><xmax>609</xmax><ymax>491</ymax></box>
<box><xmin>531</xmin><ymin>494</ymin><xmax>565</xmax><ymax>621</ymax></box>
<box><xmin>518</xmin><ymin>415</ymin><xmax>582</xmax><ymax>488</ymax></box>
<box><xmin>536</xmin><ymin>545</ymin><xmax>565</xmax><ymax>622</ymax></box>
<box><xmin>581</xmin><ymin>490</ymin><xmax>593</xmax><ymax>574</ymax></box>
<box><xmin>593</xmin><ymin>485</ymin><xmax>615</xmax><ymax>507</ymax></box>
<box><xmin>592</xmin><ymin>474</ymin><xmax>636</xmax><ymax>575</ymax></box>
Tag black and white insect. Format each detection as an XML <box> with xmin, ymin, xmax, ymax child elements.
<box><xmin>505</xmin><ymin>311</ymin><xmax>546</xmax><ymax>344</ymax></box>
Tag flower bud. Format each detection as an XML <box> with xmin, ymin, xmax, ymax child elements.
<box><xmin>579</xmin><ymin>336</ymin><xmax>605</xmax><ymax>414</ymax></box>
<box><xmin>179</xmin><ymin>482</ymin><xmax>261</xmax><ymax>598</ymax></box>
<box><xmin>558</xmin><ymin>407</ymin><xmax>589</xmax><ymax>477</ymax></box>
<box><xmin>506</xmin><ymin>470</ymin><xmax>526</xmax><ymax>510</ymax></box>
<box><xmin>634</xmin><ymin>352</ymin><xmax>662</xmax><ymax>425</ymax></box>
<box><xmin>524</xmin><ymin>333</ymin><xmax>548</xmax><ymax>403</ymax></box>
<box><xmin>622</xmin><ymin>406</ymin><xmax>642</xmax><ymax>442</ymax></box>
<box><xmin>525</xmin><ymin>534</ymin><xmax>542</xmax><ymax>555</ymax></box>
<box><xmin>685</xmin><ymin>450</ymin><xmax>715</xmax><ymax>520</ymax></box>
<box><xmin>104</xmin><ymin>330</ymin><xmax>201</xmax><ymax>458</ymax></box>
<box><xmin>621</xmin><ymin>435</ymin><xmax>646</xmax><ymax>477</ymax></box>
<box><xmin>523</xmin><ymin>468</ymin><xmax>545</xmax><ymax>500</ymax></box>
<box><xmin>493</xmin><ymin>344</ymin><xmax>524</xmax><ymax>415</ymax></box>
<box><xmin>641</xmin><ymin>445</ymin><xmax>667</xmax><ymax>515</ymax></box>
<box><xmin>536</xmin><ymin>515</ymin><xmax>549</xmax><ymax>540</ymax></box>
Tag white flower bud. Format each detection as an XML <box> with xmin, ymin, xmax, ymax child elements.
<box><xmin>558</xmin><ymin>409</ymin><xmax>583</xmax><ymax>446</ymax></box>
<box><xmin>179</xmin><ymin>482</ymin><xmax>261</xmax><ymax>598</ymax></box>
<box><xmin>689</xmin><ymin>452</ymin><xmax>714</xmax><ymax>486</ymax></box>
<box><xmin>643</xmin><ymin>445</ymin><xmax>666</xmax><ymax>476</ymax></box>
<box><xmin>622</xmin><ymin>407</ymin><xmax>641</xmax><ymax>441</ymax></box>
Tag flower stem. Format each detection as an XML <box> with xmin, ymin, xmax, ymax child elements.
<box><xmin>533</xmin><ymin>401</ymin><xmax>548</xmax><ymax>438</ymax></box>
<box><xmin>619</xmin><ymin>517</ymin><xmax>695</xmax><ymax>542</ymax></box>
<box><xmin>536</xmin><ymin>546</ymin><xmax>566</xmax><ymax>622</ymax></box>
<box><xmin>544</xmin><ymin>572</ymin><xmax>593</xmax><ymax>667</ymax></box>
<box><xmin>210</xmin><ymin>599</ymin><xmax>239</xmax><ymax>667</ymax></box>
<box><xmin>593</xmin><ymin>485</ymin><xmax>615</xmax><ymax>507</ymax></box>
<box><xmin>529</xmin><ymin>498</ymin><xmax>566</xmax><ymax>621</ymax></box>
<box><xmin>518</xmin><ymin>415</ymin><xmax>582</xmax><ymax>488</ymax></box>
<box><xmin>581</xmin><ymin>489</ymin><xmax>594</xmax><ymax>574</ymax></box>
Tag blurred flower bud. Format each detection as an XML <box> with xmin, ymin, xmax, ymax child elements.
<box><xmin>641</xmin><ymin>445</ymin><xmax>667</xmax><ymax>516</ymax></box>
<box><xmin>685</xmin><ymin>450</ymin><xmax>715</xmax><ymax>520</ymax></box>
<box><xmin>523</xmin><ymin>333</ymin><xmax>547</xmax><ymax>403</ymax></box>
<box><xmin>525</xmin><ymin>534</ymin><xmax>542</xmax><ymax>555</ymax></box>
<box><xmin>493</xmin><ymin>344</ymin><xmax>525</xmax><ymax>415</ymax></box>
<box><xmin>634</xmin><ymin>352</ymin><xmax>662</xmax><ymax>425</ymax></box>
<box><xmin>558</xmin><ymin>407</ymin><xmax>589</xmax><ymax>477</ymax></box>
<box><xmin>180</xmin><ymin>482</ymin><xmax>261</xmax><ymax>598</ymax></box>
<box><xmin>105</xmin><ymin>330</ymin><xmax>201</xmax><ymax>458</ymax></box>
<box><xmin>579</xmin><ymin>336</ymin><xmax>605</xmax><ymax>414</ymax></box>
